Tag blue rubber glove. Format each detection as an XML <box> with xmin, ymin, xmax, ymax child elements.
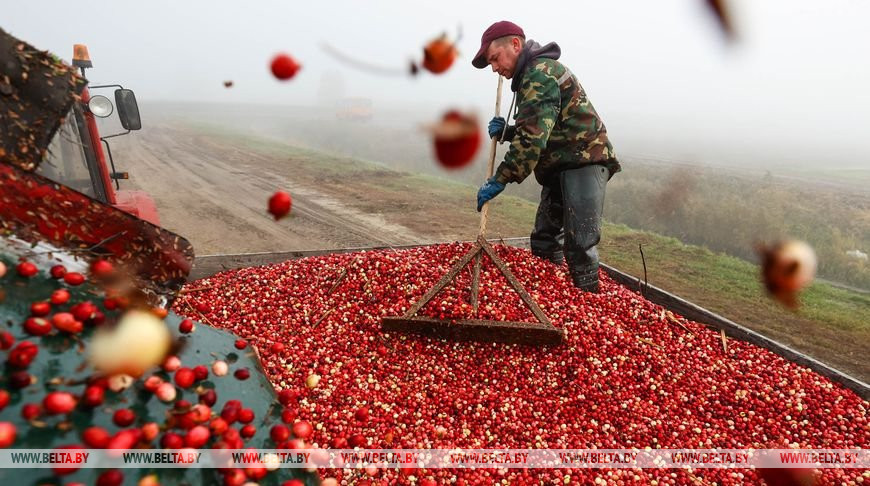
<box><xmin>488</xmin><ymin>117</ymin><xmax>506</xmax><ymax>139</ymax></box>
<box><xmin>476</xmin><ymin>176</ymin><xmax>506</xmax><ymax>212</ymax></box>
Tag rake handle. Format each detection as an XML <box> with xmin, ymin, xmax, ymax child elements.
<box><xmin>478</xmin><ymin>75</ymin><xmax>503</xmax><ymax>237</ymax></box>
<box><xmin>471</xmin><ymin>76</ymin><xmax>504</xmax><ymax>313</ymax></box>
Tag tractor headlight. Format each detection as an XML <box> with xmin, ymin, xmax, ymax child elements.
<box><xmin>88</xmin><ymin>95</ymin><xmax>114</xmax><ymax>118</ymax></box>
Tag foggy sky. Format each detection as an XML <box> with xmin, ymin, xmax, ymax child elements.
<box><xmin>4</xmin><ymin>0</ymin><xmax>870</xmax><ymax>169</ymax></box>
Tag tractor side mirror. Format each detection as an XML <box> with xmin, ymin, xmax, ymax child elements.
<box><xmin>114</xmin><ymin>88</ymin><xmax>142</xmax><ymax>130</ymax></box>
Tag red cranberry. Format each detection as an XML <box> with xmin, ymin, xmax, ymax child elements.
<box><xmin>239</xmin><ymin>424</ymin><xmax>256</xmax><ymax>439</ymax></box>
<box><xmin>237</xmin><ymin>409</ymin><xmax>254</xmax><ymax>424</ymax></box>
<box><xmin>185</xmin><ymin>425</ymin><xmax>210</xmax><ymax>448</ymax></box>
<box><xmin>270</xmin><ymin>54</ymin><xmax>301</xmax><ymax>81</ymax></box>
<box><xmin>162</xmin><ymin>355</ymin><xmax>181</xmax><ymax>372</ymax></box>
<box><xmin>246</xmin><ymin>462</ymin><xmax>267</xmax><ymax>480</ymax></box>
<box><xmin>90</xmin><ymin>310</ymin><xmax>106</xmax><ymax>326</ymax></box>
<box><xmin>23</xmin><ymin>317</ymin><xmax>52</xmax><ymax>336</ymax></box>
<box><xmin>90</xmin><ymin>259</ymin><xmax>114</xmax><ymax>278</ymax></box>
<box><xmin>49</xmin><ymin>264</ymin><xmax>66</xmax><ymax>279</ymax></box>
<box><xmin>52</xmin><ymin>444</ymin><xmax>85</xmax><ymax>475</ymax></box>
<box><xmin>223</xmin><ymin>399</ymin><xmax>242</xmax><ymax>410</ymax></box>
<box><xmin>233</xmin><ymin>368</ymin><xmax>250</xmax><ymax>381</ymax></box>
<box><xmin>199</xmin><ymin>389</ymin><xmax>217</xmax><ymax>407</ymax></box>
<box><xmin>63</xmin><ymin>272</ymin><xmax>85</xmax><ymax>286</ymax></box>
<box><xmin>51</xmin><ymin>312</ymin><xmax>82</xmax><ymax>333</ymax></box>
<box><xmin>174</xmin><ymin>367</ymin><xmax>195</xmax><ymax>388</ymax></box>
<box><xmin>189</xmin><ymin>404</ymin><xmax>212</xmax><ymax>423</ymax></box>
<box><xmin>0</xmin><ymin>331</ymin><xmax>13</xmax><ymax>349</ymax></box>
<box><xmin>141</xmin><ymin>422</ymin><xmax>160</xmax><ymax>442</ymax></box>
<box><xmin>82</xmin><ymin>426</ymin><xmax>111</xmax><ymax>448</ymax></box>
<box><xmin>7</xmin><ymin>341</ymin><xmax>38</xmax><ymax>368</ymax></box>
<box><xmin>43</xmin><ymin>391</ymin><xmax>77</xmax><ymax>415</ymax></box>
<box><xmin>0</xmin><ymin>422</ymin><xmax>17</xmax><ymax>448</ymax></box>
<box><xmin>21</xmin><ymin>403</ymin><xmax>41</xmax><ymax>420</ymax></box>
<box><xmin>355</xmin><ymin>406</ymin><xmax>370</xmax><ymax>422</ymax></box>
<box><xmin>9</xmin><ymin>371</ymin><xmax>32</xmax><ymax>389</ymax></box>
<box><xmin>222</xmin><ymin>428</ymin><xmax>242</xmax><ymax>448</ymax></box>
<box><xmin>278</xmin><ymin>389</ymin><xmax>297</xmax><ymax>406</ymax></box>
<box><xmin>193</xmin><ymin>365</ymin><xmax>209</xmax><ymax>381</ymax></box>
<box><xmin>50</xmin><ymin>289</ymin><xmax>70</xmax><ymax>305</ymax></box>
<box><xmin>16</xmin><ymin>261</ymin><xmax>38</xmax><ymax>278</ymax></box>
<box><xmin>161</xmin><ymin>432</ymin><xmax>184</xmax><ymax>449</ymax></box>
<box><xmin>348</xmin><ymin>433</ymin><xmax>366</xmax><ymax>448</ymax></box>
<box><xmin>223</xmin><ymin>468</ymin><xmax>246</xmax><ymax>486</ymax></box>
<box><xmin>292</xmin><ymin>421</ymin><xmax>313</xmax><ymax>440</ymax></box>
<box><xmin>221</xmin><ymin>407</ymin><xmax>239</xmax><ymax>424</ymax></box>
<box><xmin>209</xmin><ymin>418</ymin><xmax>229</xmax><ymax>435</ymax></box>
<box><xmin>281</xmin><ymin>407</ymin><xmax>297</xmax><ymax>424</ymax></box>
<box><xmin>179</xmin><ymin>319</ymin><xmax>195</xmax><ymax>333</ymax></box>
<box><xmin>270</xmin><ymin>424</ymin><xmax>290</xmax><ymax>443</ymax></box>
<box><xmin>107</xmin><ymin>429</ymin><xmax>141</xmax><ymax>451</ymax></box>
<box><xmin>30</xmin><ymin>301</ymin><xmax>51</xmax><ymax>317</ymax></box>
<box><xmin>113</xmin><ymin>408</ymin><xmax>136</xmax><ymax>427</ymax></box>
<box><xmin>96</xmin><ymin>469</ymin><xmax>123</xmax><ymax>486</ymax></box>
<box><xmin>70</xmin><ymin>301</ymin><xmax>97</xmax><ymax>322</ymax></box>
<box><xmin>143</xmin><ymin>375</ymin><xmax>163</xmax><ymax>392</ymax></box>
<box><xmin>331</xmin><ymin>436</ymin><xmax>348</xmax><ymax>448</ymax></box>
<box><xmin>82</xmin><ymin>385</ymin><xmax>105</xmax><ymax>407</ymax></box>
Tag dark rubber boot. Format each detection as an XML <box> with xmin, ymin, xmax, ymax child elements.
<box><xmin>571</xmin><ymin>274</ymin><xmax>599</xmax><ymax>293</ymax></box>
<box><xmin>532</xmin><ymin>249</ymin><xmax>565</xmax><ymax>265</ymax></box>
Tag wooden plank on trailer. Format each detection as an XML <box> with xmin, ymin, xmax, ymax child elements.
<box><xmin>381</xmin><ymin>316</ymin><xmax>564</xmax><ymax>345</ymax></box>
<box><xmin>470</xmin><ymin>252</ymin><xmax>482</xmax><ymax>312</ymax></box>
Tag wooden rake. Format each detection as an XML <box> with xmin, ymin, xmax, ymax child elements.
<box><xmin>381</xmin><ymin>77</ymin><xmax>565</xmax><ymax>346</ymax></box>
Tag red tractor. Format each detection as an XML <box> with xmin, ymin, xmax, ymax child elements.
<box><xmin>35</xmin><ymin>44</ymin><xmax>160</xmax><ymax>225</ymax></box>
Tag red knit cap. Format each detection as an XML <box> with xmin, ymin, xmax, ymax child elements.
<box><xmin>472</xmin><ymin>21</ymin><xmax>525</xmax><ymax>69</ymax></box>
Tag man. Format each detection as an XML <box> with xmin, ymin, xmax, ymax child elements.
<box><xmin>472</xmin><ymin>20</ymin><xmax>621</xmax><ymax>293</ymax></box>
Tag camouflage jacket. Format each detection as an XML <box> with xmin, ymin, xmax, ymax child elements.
<box><xmin>494</xmin><ymin>57</ymin><xmax>621</xmax><ymax>186</ymax></box>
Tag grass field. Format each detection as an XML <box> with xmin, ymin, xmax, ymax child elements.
<box><xmin>184</xmin><ymin>121</ymin><xmax>870</xmax><ymax>382</ymax></box>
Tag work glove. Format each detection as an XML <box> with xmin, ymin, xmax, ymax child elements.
<box><xmin>476</xmin><ymin>176</ymin><xmax>506</xmax><ymax>212</ymax></box>
<box><xmin>488</xmin><ymin>117</ymin><xmax>507</xmax><ymax>139</ymax></box>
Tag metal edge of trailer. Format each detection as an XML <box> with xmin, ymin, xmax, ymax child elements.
<box><xmin>190</xmin><ymin>237</ymin><xmax>870</xmax><ymax>400</ymax></box>
<box><xmin>599</xmin><ymin>262</ymin><xmax>870</xmax><ymax>401</ymax></box>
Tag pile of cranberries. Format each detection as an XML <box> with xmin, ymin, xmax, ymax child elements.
<box><xmin>0</xmin><ymin>258</ymin><xmax>316</xmax><ymax>486</ymax></box>
<box><xmin>173</xmin><ymin>243</ymin><xmax>869</xmax><ymax>485</ymax></box>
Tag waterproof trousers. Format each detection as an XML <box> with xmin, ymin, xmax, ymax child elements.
<box><xmin>530</xmin><ymin>164</ymin><xmax>610</xmax><ymax>293</ymax></box>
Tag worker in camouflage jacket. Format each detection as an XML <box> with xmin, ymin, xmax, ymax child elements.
<box><xmin>472</xmin><ymin>20</ymin><xmax>621</xmax><ymax>293</ymax></box>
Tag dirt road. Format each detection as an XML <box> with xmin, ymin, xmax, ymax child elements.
<box><xmin>112</xmin><ymin>123</ymin><xmax>432</xmax><ymax>256</ymax></box>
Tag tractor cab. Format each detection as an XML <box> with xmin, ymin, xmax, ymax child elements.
<box><xmin>35</xmin><ymin>44</ymin><xmax>160</xmax><ymax>226</ymax></box>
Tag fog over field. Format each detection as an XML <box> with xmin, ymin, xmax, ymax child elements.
<box><xmin>5</xmin><ymin>0</ymin><xmax>870</xmax><ymax>173</ymax></box>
